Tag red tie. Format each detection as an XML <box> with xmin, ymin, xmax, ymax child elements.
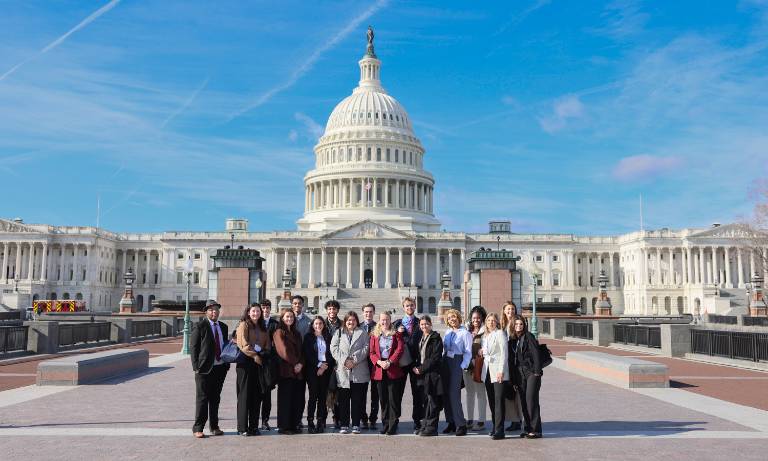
<box><xmin>213</xmin><ymin>323</ymin><xmax>221</xmax><ymax>361</ymax></box>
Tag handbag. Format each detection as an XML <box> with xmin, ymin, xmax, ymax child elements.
<box><xmin>221</xmin><ymin>340</ymin><xmax>247</xmax><ymax>364</ymax></box>
<box><xmin>472</xmin><ymin>354</ymin><xmax>484</xmax><ymax>383</ymax></box>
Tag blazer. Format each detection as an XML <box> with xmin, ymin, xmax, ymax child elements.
<box><xmin>273</xmin><ymin>327</ymin><xmax>305</xmax><ymax>380</ymax></box>
<box><xmin>369</xmin><ymin>332</ymin><xmax>405</xmax><ymax>381</ymax></box>
<box><xmin>303</xmin><ymin>331</ymin><xmax>336</xmax><ymax>382</ymax></box>
<box><xmin>190</xmin><ymin>318</ymin><xmax>230</xmax><ymax>375</ymax></box>
<box><xmin>294</xmin><ymin>314</ymin><xmax>312</xmax><ymax>340</ymax></box>
<box><xmin>330</xmin><ymin>327</ymin><xmax>370</xmax><ymax>388</ymax></box>
<box><xmin>510</xmin><ymin>331</ymin><xmax>542</xmax><ymax>380</ymax></box>
<box><xmin>415</xmin><ymin>330</ymin><xmax>443</xmax><ymax>396</ymax></box>
<box><xmin>393</xmin><ymin>316</ymin><xmax>423</xmax><ymax>362</ymax></box>
<box><xmin>325</xmin><ymin>317</ymin><xmax>342</xmax><ymax>336</ymax></box>
<box><xmin>468</xmin><ymin>325</ymin><xmax>485</xmax><ymax>372</ymax></box>
<box><xmin>236</xmin><ymin>320</ymin><xmax>271</xmax><ymax>359</ymax></box>
<box><xmin>481</xmin><ymin>329</ymin><xmax>509</xmax><ymax>383</ymax></box>
<box><xmin>264</xmin><ymin>317</ymin><xmax>280</xmax><ymax>338</ymax></box>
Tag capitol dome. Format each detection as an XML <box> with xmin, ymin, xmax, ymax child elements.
<box><xmin>296</xmin><ymin>30</ymin><xmax>441</xmax><ymax>234</ymax></box>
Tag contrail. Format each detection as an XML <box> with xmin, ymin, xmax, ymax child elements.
<box><xmin>0</xmin><ymin>0</ymin><xmax>122</xmax><ymax>82</ymax></box>
<box><xmin>161</xmin><ymin>76</ymin><xmax>210</xmax><ymax>128</ymax></box>
<box><xmin>228</xmin><ymin>0</ymin><xmax>389</xmax><ymax>121</ymax></box>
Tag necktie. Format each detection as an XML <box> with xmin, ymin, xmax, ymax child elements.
<box><xmin>213</xmin><ymin>323</ymin><xmax>221</xmax><ymax>361</ymax></box>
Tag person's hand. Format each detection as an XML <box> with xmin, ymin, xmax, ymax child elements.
<box><xmin>397</xmin><ymin>326</ymin><xmax>405</xmax><ymax>334</ymax></box>
<box><xmin>534</xmin><ymin>373</ymin><xmax>541</xmax><ymax>377</ymax></box>
<box><xmin>253</xmin><ymin>355</ymin><xmax>263</xmax><ymax>365</ymax></box>
<box><xmin>496</xmin><ymin>372</ymin><xmax>503</xmax><ymax>383</ymax></box>
<box><xmin>317</xmin><ymin>368</ymin><xmax>325</xmax><ymax>377</ymax></box>
<box><xmin>479</xmin><ymin>348</ymin><xmax>485</xmax><ymax>357</ymax></box>
<box><xmin>344</xmin><ymin>358</ymin><xmax>355</xmax><ymax>370</ymax></box>
<box><xmin>413</xmin><ymin>367</ymin><xmax>421</xmax><ymax>375</ymax></box>
<box><xmin>381</xmin><ymin>360</ymin><xmax>390</xmax><ymax>370</ymax></box>
<box><xmin>294</xmin><ymin>363</ymin><xmax>303</xmax><ymax>374</ymax></box>
<box><xmin>319</xmin><ymin>362</ymin><xmax>328</xmax><ymax>373</ymax></box>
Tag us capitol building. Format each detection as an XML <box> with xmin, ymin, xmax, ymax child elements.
<box><xmin>0</xmin><ymin>34</ymin><xmax>762</xmax><ymax>317</ymax></box>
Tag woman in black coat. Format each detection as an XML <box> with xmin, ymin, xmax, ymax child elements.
<box><xmin>303</xmin><ymin>316</ymin><xmax>336</xmax><ymax>433</ymax></box>
<box><xmin>412</xmin><ymin>315</ymin><xmax>443</xmax><ymax>437</ymax></box>
<box><xmin>509</xmin><ymin>316</ymin><xmax>542</xmax><ymax>438</ymax></box>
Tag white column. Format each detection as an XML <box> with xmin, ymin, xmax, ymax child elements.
<box><xmin>668</xmin><ymin>248</ymin><xmax>674</xmax><ymax>286</ymax></box>
<box><xmin>711</xmin><ymin>246</ymin><xmax>718</xmax><ymax>286</ymax></box>
<box><xmin>27</xmin><ymin>243</ymin><xmax>34</xmax><ymax>280</ymax></box>
<box><xmin>686</xmin><ymin>247</ymin><xmax>692</xmax><ymax>285</ymax></box>
<box><xmin>422</xmin><ymin>250</ymin><xmax>428</xmax><ymax>288</ymax></box>
<box><xmin>385</xmin><ymin>248</ymin><xmax>391</xmax><ymax>288</ymax></box>
<box><xmin>15</xmin><ymin>242</ymin><xmax>22</xmax><ymax>279</ymax></box>
<box><xmin>545</xmin><ymin>250</ymin><xmax>552</xmax><ymax>289</ymax></box>
<box><xmin>724</xmin><ymin>247</ymin><xmax>731</xmax><ymax>288</ymax></box>
<box><xmin>737</xmin><ymin>248</ymin><xmax>744</xmax><ymax>288</ymax></box>
<box><xmin>608</xmin><ymin>252</ymin><xmax>614</xmax><ymax>287</ymax></box>
<box><xmin>333</xmin><ymin>248</ymin><xmax>339</xmax><ymax>286</ymax></box>
<box><xmin>346</xmin><ymin>248</ymin><xmax>352</xmax><ymax>287</ymax></box>
<box><xmin>0</xmin><ymin>243</ymin><xmax>8</xmax><ymax>282</ymax></box>
<box><xmin>373</xmin><ymin>178</ymin><xmax>378</xmax><ymax>207</ymax></box>
<box><xmin>398</xmin><ymin>248</ymin><xmax>404</xmax><ymax>287</ymax></box>
<box><xmin>320</xmin><ymin>247</ymin><xmax>326</xmax><ymax>286</ymax></box>
<box><xmin>359</xmin><ymin>248</ymin><xmax>365</xmax><ymax>288</ymax></box>
<box><xmin>641</xmin><ymin>248</ymin><xmax>648</xmax><ymax>286</ymax></box>
<box><xmin>655</xmin><ymin>248</ymin><xmax>662</xmax><ymax>286</ymax></box>
<box><xmin>384</xmin><ymin>179</ymin><xmax>389</xmax><ymax>208</ymax></box>
<box><xmin>699</xmin><ymin>247</ymin><xmax>706</xmax><ymax>285</ymax></box>
<box><xmin>295</xmin><ymin>249</ymin><xmax>302</xmax><ymax>288</ymax></box>
<box><xmin>41</xmin><ymin>243</ymin><xmax>48</xmax><ymax>281</ymax></box>
<box><xmin>395</xmin><ymin>180</ymin><xmax>400</xmax><ymax>208</ymax></box>
<box><xmin>283</xmin><ymin>249</ymin><xmax>289</xmax><ymax>281</ymax></box>
<box><xmin>749</xmin><ymin>249</ymin><xmax>756</xmax><ymax>280</ymax></box>
<box><xmin>460</xmin><ymin>249</ymin><xmax>466</xmax><ymax>285</ymax></box>
<box><xmin>308</xmin><ymin>249</ymin><xmax>315</xmax><ymax>287</ymax></box>
<box><xmin>372</xmin><ymin>248</ymin><xmax>378</xmax><ymax>288</ymax></box>
<box><xmin>448</xmin><ymin>249</ymin><xmax>454</xmax><ymax>288</ymax></box>
<box><xmin>434</xmin><ymin>249</ymin><xmax>441</xmax><ymax>288</ymax></box>
<box><xmin>410</xmin><ymin>247</ymin><xmax>416</xmax><ymax>286</ymax></box>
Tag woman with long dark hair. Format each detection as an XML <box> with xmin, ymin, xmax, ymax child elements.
<box><xmin>235</xmin><ymin>303</ymin><xmax>271</xmax><ymax>436</ymax></box>
<box><xmin>330</xmin><ymin>311</ymin><xmax>370</xmax><ymax>434</ymax></box>
<box><xmin>412</xmin><ymin>315</ymin><xmax>442</xmax><ymax>437</ymax></box>
<box><xmin>273</xmin><ymin>308</ymin><xmax>305</xmax><ymax>435</ymax></box>
<box><xmin>509</xmin><ymin>316</ymin><xmax>543</xmax><ymax>438</ymax></box>
<box><xmin>465</xmin><ymin>305</ymin><xmax>487</xmax><ymax>432</ymax></box>
<box><xmin>303</xmin><ymin>316</ymin><xmax>335</xmax><ymax>433</ymax></box>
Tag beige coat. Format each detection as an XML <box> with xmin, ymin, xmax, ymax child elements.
<box><xmin>481</xmin><ymin>329</ymin><xmax>509</xmax><ymax>383</ymax></box>
<box><xmin>330</xmin><ymin>327</ymin><xmax>370</xmax><ymax>387</ymax></box>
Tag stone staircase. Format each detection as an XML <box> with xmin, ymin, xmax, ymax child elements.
<box><xmin>717</xmin><ymin>288</ymin><xmax>749</xmax><ymax>315</ymax></box>
<box><xmin>336</xmin><ymin>288</ymin><xmax>403</xmax><ymax>312</ymax></box>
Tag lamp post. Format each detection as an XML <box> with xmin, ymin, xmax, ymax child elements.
<box><xmin>182</xmin><ymin>256</ymin><xmax>194</xmax><ymax>355</ymax></box>
<box><xmin>119</xmin><ymin>268</ymin><xmax>136</xmax><ymax>313</ymax></box>
<box><xmin>531</xmin><ymin>271</ymin><xmax>540</xmax><ymax>338</ymax></box>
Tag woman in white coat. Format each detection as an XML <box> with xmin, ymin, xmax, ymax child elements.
<box><xmin>480</xmin><ymin>312</ymin><xmax>509</xmax><ymax>440</ymax></box>
<box><xmin>330</xmin><ymin>311</ymin><xmax>370</xmax><ymax>434</ymax></box>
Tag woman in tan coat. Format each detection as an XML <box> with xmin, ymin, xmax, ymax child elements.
<box><xmin>235</xmin><ymin>303</ymin><xmax>272</xmax><ymax>436</ymax></box>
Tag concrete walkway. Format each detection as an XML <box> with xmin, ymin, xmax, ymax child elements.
<box><xmin>1</xmin><ymin>339</ymin><xmax>767</xmax><ymax>460</ymax></box>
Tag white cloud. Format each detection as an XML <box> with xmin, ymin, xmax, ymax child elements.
<box><xmin>500</xmin><ymin>95</ymin><xmax>520</xmax><ymax>107</ymax></box>
<box><xmin>288</xmin><ymin>129</ymin><xmax>299</xmax><ymax>142</ymax></box>
<box><xmin>593</xmin><ymin>0</ymin><xmax>649</xmax><ymax>40</ymax></box>
<box><xmin>612</xmin><ymin>155</ymin><xmax>683</xmax><ymax>181</ymax></box>
<box><xmin>294</xmin><ymin>112</ymin><xmax>323</xmax><ymax>139</ymax></box>
<box><xmin>538</xmin><ymin>95</ymin><xmax>585</xmax><ymax>133</ymax></box>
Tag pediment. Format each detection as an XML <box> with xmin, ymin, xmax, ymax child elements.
<box><xmin>321</xmin><ymin>220</ymin><xmax>414</xmax><ymax>240</ymax></box>
<box><xmin>0</xmin><ymin>218</ymin><xmax>41</xmax><ymax>234</ymax></box>
<box><xmin>689</xmin><ymin>223</ymin><xmax>766</xmax><ymax>240</ymax></box>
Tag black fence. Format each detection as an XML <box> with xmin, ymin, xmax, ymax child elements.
<box><xmin>0</xmin><ymin>326</ymin><xmax>28</xmax><ymax>355</ymax></box>
<box><xmin>707</xmin><ymin>314</ymin><xmax>737</xmax><ymax>325</ymax></box>
<box><xmin>691</xmin><ymin>329</ymin><xmax>768</xmax><ymax>362</ymax></box>
<box><xmin>744</xmin><ymin>316</ymin><xmax>768</xmax><ymax>327</ymax></box>
<box><xmin>131</xmin><ymin>320</ymin><xmax>162</xmax><ymax>339</ymax></box>
<box><xmin>566</xmin><ymin>322</ymin><xmax>593</xmax><ymax>340</ymax></box>
<box><xmin>613</xmin><ymin>324</ymin><xmax>662</xmax><ymax>348</ymax></box>
<box><xmin>540</xmin><ymin>319</ymin><xmax>551</xmax><ymax>335</ymax></box>
<box><xmin>58</xmin><ymin>322</ymin><xmax>111</xmax><ymax>348</ymax></box>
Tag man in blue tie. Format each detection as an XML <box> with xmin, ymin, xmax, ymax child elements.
<box><xmin>190</xmin><ymin>300</ymin><xmax>230</xmax><ymax>438</ymax></box>
<box><xmin>393</xmin><ymin>297</ymin><xmax>423</xmax><ymax>434</ymax></box>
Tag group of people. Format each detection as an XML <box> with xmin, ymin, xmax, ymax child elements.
<box><xmin>189</xmin><ymin>296</ymin><xmax>543</xmax><ymax>440</ymax></box>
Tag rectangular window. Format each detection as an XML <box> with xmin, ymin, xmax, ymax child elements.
<box><xmin>142</xmin><ymin>273</ymin><xmax>147</xmax><ymax>284</ymax></box>
<box><xmin>176</xmin><ymin>295</ymin><xmax>182</xmax><ymax>302</ymax></box>
<box><xmin>553</xmin><ymin>273</ymin><xmax>560</xmax><ymax>286</ymax></box>
<box><xmin>386</xmin><ymin>148</ymin><xmax>390</xmax><ymax>162</ymax></box>
<box><xmin>176</xmin><ymin>272</ymin><xmax>183</xmax><ymax>284</ymax></box>
<box><xmin>536</xmin><ymin>297</ymin><xmax>544</xmax><ymax>303</ymax></box>
<box><xmin>552</xmin><ymin>255</ymin><xmax>559</xmax><ymax>262</ymax></box>
<box><xmin>553</xmin><ymin>297</ymin><xmax>560</xmax><ymax>303</ymax></box>
<box><xmin>536</xmin><ymin>277</ymin><xmax>543</xmax><ymax>286</ymax></box>
<box><xmin>366</xmin><ymin>147</ymin><xmax>371</xmax><ymax>161</ymax></box>
<box><xmin>376</xmin><ymin>148</ymin><xmax>381</xmax><ymax>161</ymax></box>
<box><xmin>177</xmin><ymin>252</ymin><xmax>184</xmax><ymax>260</ymax></box>
<box><xmin>194</xmin><ymin>252</ymin><xmax>201</xmax><ymax>260</ymax></box>
<box><xmin>193</xmin><ymin>272</ymin><xmax>200</xmax><ymax>285</ymax></box>
<box><xmin>535</xmin><ymin>255</ymin><xmax>543</xmax><ymax>262</ymax></box>
<box><xmin>395</xmin><ymin>150</ymin><xmax>399</xmax><ymax>162</ymax></box>
<box><xmin>154</xmin><ymin>273</ymin><xmax>159</xmax><ymax>284</ymax></box>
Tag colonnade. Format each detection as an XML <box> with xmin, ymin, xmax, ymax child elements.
<box><xmin>305</xmin><ymin>178</ymin><xmax>433</xmax><ymax>213</ymax></box>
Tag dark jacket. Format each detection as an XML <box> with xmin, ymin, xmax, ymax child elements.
<box><xmin>190</xmin><ymin>318</ymin><xmax>230</xmax><ymax>375</ymax></box>
<box><xmin>273</xmin><ymin>327</ymin><xmax>305</xmax><ymax>380</ymax></box>
<box><xmin>303</xmin><ymin>330</ymin><xmax>335</xmax><ymax>382</ymax></box>
<box><xmin>509</xmin><ymin>331</ymin><xmax>542</xmax><ymax>383</ymax></box>
<box><xmin>325</xmin><ymin>317</ymin><xmax>342</xmax><ymax>336</ymax></box>
<box><xmin>415</xmin><ymin>331</ymin><xmax>443</xmax><ymax>396</ymax></box>
<box><xmin>265</xmin><ymin>317</ymin><xmax>280</xmax><ymax>338</ymax></box>
<box><xmin>393</xmin><ymin>316</ymin><xmax>423</xmax><ymax>364</ymax></box>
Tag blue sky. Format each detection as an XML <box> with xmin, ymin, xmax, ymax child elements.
<box><xmin>1</xmin><ymin>0</ymin><xmax>767</xmax><ymax>235</ymax></box>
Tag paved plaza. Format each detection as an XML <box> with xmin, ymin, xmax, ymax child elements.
<box><xmin>1</xmin><ymin>338</ymin><xmax>768</xmax><ymax>460</ymax></box>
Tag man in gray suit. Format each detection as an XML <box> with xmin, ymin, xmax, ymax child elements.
<box><xmin>292</xmin><ymin>295</ymin><xmax>312</xmax><ymax>340</ymax></box>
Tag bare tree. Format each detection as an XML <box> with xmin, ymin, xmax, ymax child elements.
<box><xmin>743</xmin><ymin>179</ymin><xmax>768</xmax><ymax>272</ymax></box>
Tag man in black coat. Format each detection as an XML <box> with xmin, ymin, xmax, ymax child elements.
<box><xmin>392</xmin><ymin>297</ymin><xmax>424</xmax><ymax>434</ymax></box>
<box><xmin>190</xmin><ymin>299</ymin><xmax>230</xmax><ymax>438</ymax></box>
<box><xmin>360</xmin><ymin>303</ymin><xmax>378</xmax><ymax>430</ymax></box>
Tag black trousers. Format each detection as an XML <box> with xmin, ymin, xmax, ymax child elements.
<box><xmin>236</xmin><ymin>362</ymin><xmax>263</xmax><ymax>433</ymax></box>
<box><xmin>484</xmin><ymin>374</ymin><xmax>506</xmax><ymax>436</ymax></box>
<box><xmin>361</xmin><ymin>371</ymin><xmax>379</xmax><ymax>424</ymax></box>
<box><xmin>338</xmin><ymin>382</ymin><xmax>367</xmax><ymax>428</ymax></box>
<box><xmin>376</xmin><ymin>375</ymin><xmax>406</xmax><ymax>433</ymax></box>
<box><xmin>420</xmin><ymin>382</ymin><xmax>442</xmax><ymax>433</ymax></box>
<box><xmin>193</xmin><ymin>364</ymin><xmax>228</xmax><ymax>433</ymax></box>
<box><xmin>403</xmin><ymin>365</ymin><xmax>424</xmax><ymax>428</ymax></box>
<box><xmin>307</xmin><ymin>371</ymin><xmax>331</xmax><ymax>423</ymax></box>
<box><xmin>277</xmin><ymin>378</ymin><xmax>304</xmax><ymax>430</ymax></box>
<box><xmin>261</xmin><ymin>388</ymin><xmax>272</xmax><ymax>425</ymax></box>
<box><xmin>519</xmin><ymin>373</ymin><xmax>542</xmax><ymax>435</ymax></box>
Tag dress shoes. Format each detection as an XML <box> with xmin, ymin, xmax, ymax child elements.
<box><xmin>441</xmin><ymin>423</ymin><xmax>456</xmax><ymax>434</ymax></box>
<box><xmin>419</xmin><ymin>430</ymin><xmax>438</xmax><ymax>437</ymax></box>
<box><xmin>261</xmin><ymin>421</ymin><xmax>271</xmax><ymax>431</ymax></box>
<box><xmin>239</xmin><ymin>431</ymin><xmax>250</xmax><ymax>437</ymax></box>
<box><xmin>492</xmin><ymin>432</ymin><xmax>505</xmax><ymax>440</ymax></box>
<box><xmin>210</xmin><ymin>428</ymin><xmax>224</xmax><ymax>436</ymax></box>
<box><xmin>248</xmin><ymin>429</ymin><xmax>261</xmax><ymax>436</ymax></box>
<box><xmin>277</xmin><ymin>429</ymin><xmax>294</xmax><ymax>435</ymax></box>
<box><xmin>506</xmin><ymin>422</ymin><xmax>521</xmax><ymax>432</ymax></box>
<box><xmin>455</xmin><ymin>425</ymin><xmax>467</xmax><ymax>436</ymax></box>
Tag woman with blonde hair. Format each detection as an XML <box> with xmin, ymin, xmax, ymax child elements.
<box><xmin>480</xmin><ymin>312</ymin><xmax>508</xmax><ymax>440</ymax></box>
<box><xmin>501</xmin><ymin>302</ymin><xmax>524</xmax><ymax>433</ymax></box>
<box><xmin>441</xmin><ymin>308</ymin><xmax>472</xmax><ymax>436</ymax></box>
<box><xmin>369</xmin><ymin>311</ymin><xmax>406</xmax><ymax>435</ymax></box>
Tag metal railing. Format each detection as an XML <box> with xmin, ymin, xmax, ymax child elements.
<box><xmin>691</xmin><ymin>329</ymin><xmax>768</xmax><ymax>362</ymax></box>
<box><xmin>613</xmin><ymin>324</ymin><xmax>662</xmax><ymax>348</ymax></box>
<box><xmin>0</xmin><ymin>326</ymin><xmax>28</xmax><ymax>355</ymax></box>
<box><xmin>131</xmin><ymin>320</ymin><xmax>162</xmax><ymax>339</ymax></box>
<box><xmin>565</xmin><ymin>321</ymin><xmax>593</xmax><ymax>340</ymax></box>
<box><xmin>744</xmin><ymin>316</ymin><xmax>768</xmax><ymax>327</ymax></box>
<box><xmin>707</xmin><ymin>314</ymin><xmax>737</xmax><ymax>325</ymax></box>
<box><xmin>541</xmin><ymin>319</ymin><xmax>551</xmax><ymax>335</ymax></box>
<box><xmin>58</xmin><ymin>322</ymin><xmax>111</xmax><ymax>348</ymax></box>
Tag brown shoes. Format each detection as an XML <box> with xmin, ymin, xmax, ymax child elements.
<box><xmin>210</xmin><ymin>428</ymin><xmax>224</xmax><ymax>436</ymax></box>
<box><xmin>193</xmin><ymin>432</ymin><xmax>205</xmax><ymax>439</ymax></box>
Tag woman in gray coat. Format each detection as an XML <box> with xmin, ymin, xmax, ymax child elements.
<box><xmin>331</xmin><ymin>311</ymin><xmax>370</xmax><ymax>434</ymax></box>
